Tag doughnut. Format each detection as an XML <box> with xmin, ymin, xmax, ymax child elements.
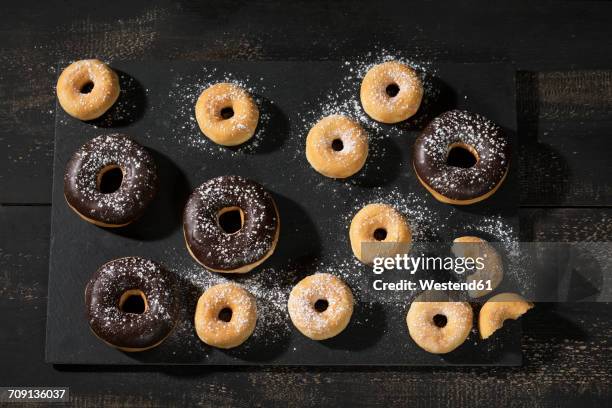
<box><xmin>287</xmin><ymin>273</ymin><xmax>354</xmax><ymax>340</ymax></box>
<box><xmin>479</xmin><ymin>292</ymin><xmax>533</xmax><ymax>339</ymax></box>
<box><xmin>406</xmin><ymin>291</ymin><xmax>473</xmax><ymax>354</ymax></box>
<box><xmin>413</xmin><ymin>110</ymin><xmax>511</xmax><ymax>205</ymax></box>
<box><xmin>56</xmin><ymin>59</ymin><xmax>120</xmax><ymax>121</ymax></box>
<box><xmin>349</xmin><ymin>203</ymin><xmax>412</xmax><ymax>264</ymax></box>
<box><xmin>360</xmin><ymin>61</ymin><xmax>423</xmax><ymax>123</ymax></box>
<box><xmin>183</xmin><ymin>175</ymin><xmax>280</xmax><ymax>273</ymax></box>
<box><xmin>64</xmin><ymin>134</ymin><xmax>158</xmax><ymax>227</ymax></box>
<box><xmin>452</xmin><ymin>236</ymin><xmax>503</xmax><ymax>298</ymax></box>
<box><xmin>84</xmin><ymin>257</ymin><xmax>179</xmax><ymax>352</ymax></box>
<box><xmin>194</xmin><ymin>283</ymin><xmax>257</xmax><ymax>349</ymax></box>
<box><xmin>305</xmin><ymin>114</ymin><xmax>369</xmax><ymax>178</ymax></box>
<box><xmin>195</xmin><ymin>83</ymin><xmax>259</xmax><ymax>146</ymax></box>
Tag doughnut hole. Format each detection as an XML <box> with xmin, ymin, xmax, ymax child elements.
<box><xmin>314</xmin><ymin>299</ymin><xmax>329</xmax><ymax>313</ymax></box>
<box><xmin>220</xmin><ymin>106</ymin><xmax>234</xmax><ymax>120</ymax></box>
<box><xmin>119</xmin><ymin>289</ymin><xmax>148</xmax><ymax>314</ymax></box>
<box><xmin>446</xmin><ymin>142</ymin><xmax>479</xmax><ymax>168</ymax></box>
<box><xmin>331</xmin><ymin>138</ymin><xmax>344</xmax><ymax>151</ymax></box>
<box><xmin>385</xmin><ymin>83</ymin><xmax>400</xmax><ymax>97</ymax></box>
<box><xmin>433</xmin><ymin>314</ymin><xmax>448</xmax><ymax>328</ymax></box>
<box><xmin>218</xmin><ymin>307</ymin><xmax>233</xmax><ymax>322</ymax></box>
<box><xmin>217</xmin><ymin>206</ymin><xmax>245</xmax><ymax>234</ymax></box>
<box><xmin>373</xmin><ymin>228</ymin><xmax>387</xmax><ymax>241</ymax></box>
<box><xmin>96</xmin><ymin>165</ymin><xmax>124</xmax><ymax>194</ymax></box>
<box><xmin>80</xmin><ymin>80</ymin><xmax>95</xmax><ymax>94</ymax></box>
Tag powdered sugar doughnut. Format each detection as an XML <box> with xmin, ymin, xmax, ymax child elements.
<box><xmin>479</xmin><ymin>293</ymin><xmax>533</xmax><ymax>339</ymax></box>
<box><xmin>64</xmin><ymin>134</ymin><xmax>158</xmax><ymax>227</ymax></box>
<box><xmin>413</xmin><ymin>110</ymin><xmax>510</xmax><ymax>205</ymax></box>
<box><xmin>56</xmin><ymin>59</ymin><xmax>120</xmax><ymax>121</ymax></box>
<box><xmin>85</xmin><ymin>257</ymin><xmax>179</xmax><ymax>352</ymax></box>
<box><xmin>287</xmin><ymin>273</ymin><xmax>354</xmax><ymax>340</ymax></box>
<box><xmin>360</xmin><ymin>61</ymin><xmax>423</xmax><ymax>123</ymax></box>
<box><xmin>183</xmin><ymin>175</ymin><xmax>280</xmax><ymax>273</ymax></box>
<box><xmin>195</xmin><ymin>82</ymin><xmax>259</xmax><ymax>146</ymax></box>
<box><xmin>194</xmin><ymin>283</ymin><xmax>257</xmax><ymax>349</ymax></box>
<box><xmin>349</xmin><ymin>203</ymin><xmax>412</xmax><ymax>264</ymax></box>
<box><xmin>406</xmin><ymin>291</ymin><xmax>473</xmax><ymax>354</ymax></box>
<box><xmin>306</xmin><ymin>114</ymin><xmax>369</xmax><ymax>178</ymax></box>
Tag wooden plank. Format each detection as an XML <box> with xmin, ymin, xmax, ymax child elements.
<box><xmin>1</xmin><ymin>206</ymin><xmax>611</xmax><ymax>406</ymax></box>
<box><xmin>517</xmin><ymin>71</ymin><xmax>612</xmax><ymax>206</ymax></box>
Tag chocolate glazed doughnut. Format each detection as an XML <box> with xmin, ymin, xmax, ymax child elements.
<box><xmin>183</xmin><ymin>175</ymin><xmax>280</xmax><ymax>273</ymax></box>
<box><xmin>64</xmin><ymin>134</ymin><xmax>158</xmax><ymax>227</ymax></box>
<box><xmin>85</xmin><ymin>257</ymin><xmax>179</xmax><ymax>352</ymax></box>
<box><xmin>413</xmin><ymin>110</ymin><xmax>510</xmax><ymax>205</ymax></box>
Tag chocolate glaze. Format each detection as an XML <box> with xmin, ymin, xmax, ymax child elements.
<box><xmin>84</xmin><ymin>257</ymin><xmax>178</xmax><ymax>350</ymax></box>
<box><xmin>64</xmin><ymin>134</ymin><xmax>158</xmax><ymax>225</ymax></box>
<box><xmin>183</xmin><ymin>175</ymin><xmax>279</xmax><ymax>271</ymax></box>
<box><xmin>413</xmin><ymin>110</ymin><xmax>510</xmax><ymax>201</ymax></box>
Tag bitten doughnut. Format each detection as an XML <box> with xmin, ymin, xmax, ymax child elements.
<box><xmin>64</xmin><ymin>134</ymin><xmax>158</xmax><ymax>227</ymax></box>
<box><xmin>85</xmin><ymin>257</ymin><xmax>179</xmax><ymax>352</ymax></box>
<box><xmin>349</xmin><ymin>203</ymin><xmax>412</xmax><ymax>264</ymax></box>
<box><xmin>287</xmin><ymin>273</ymin><xmax>354</xmax><ymax>340</ymax></box>
<box><xmin>406</xmin><ymin>291</ymin><xmax>473</xmax><ymax>354</ymax></box>
<box><xmin>360</xmin><ymin>61</ymin><xmax>423</xmax><ymax>123</ymax></box>
<box><xmin>305</xmin><ymin>114</ymin><xmax>369</xmax><ymax>178</ymax></box>
<box><xmin>479</xmin><ymin>293</ymin><xmax>533</xmax><ymax>339</ymax></box>
<box><xmin>183</xmin><ymin>175</ymin><xmax>280</xmax><ymax>273</ymax></box>
<box><xmin>452</xmin><ymin>236</ymin><xmax>503</xmax><ymax>298</ymax></box>
<box><xmin>56</xmin><ymin>59</ymin><xmax>120</xmax><ymax>121</ymax></box>
<box><xmin>195</xmin><ymin>82</ymin><xmax>259</xmax><ymax>146</ymax></box>
<box><xmin>413</xmin><ymin>110</ymin><xmax>511</xmax><ymax>205</ymax></box>
<box><xmin>194</xmin><ymin>283</ymin><xmax>257</xmax><ymax>349</ymax></box>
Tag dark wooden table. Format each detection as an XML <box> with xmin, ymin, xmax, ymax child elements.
<box><xmin>1</xmin><ymin>1</ymin><xmax>611</xmax><ymax>406</ymax></box>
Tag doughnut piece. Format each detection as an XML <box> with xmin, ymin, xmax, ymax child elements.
<box><xmin>288</xmin><ymin>273</ymin><xmax>354</xmax><ymax>340</ymax></box>
<box><xmin>195</xmin><ymin>83</ymin><xmax>259</xmax><ymax>146</ymax></box>
<box><xmin>413</xmin><ymin>110</ymin><xmax>510</xmax><ymax>205</ymax></box>
<box><xmin>479</xmin><ymin>293</ymin><xmax>533</xmax><ymax>339</ymax></box>
<box><xmin>305</xmin><ymin>114</ymin><xmax>369</xmax><ymax>178</ymax></box>
<box><xmin>349</xmin><ymin>203</ymin><xmax>412</xmax><ymax>264</ymax></box>
<box><xmin>85</xmin><ymin>257</ymin><xmax>178</xmax><ymax>352</ymax></box>
<box><xmin>406</xmin><ymin>291</ymin><xmax>473</xmax><ymax>354</ymax></box>
<box><xmin>452</xmin><ymin>236</ymin><xmax>503</xmax><ymax>298</ymax></box>
<box><xmin>64</xmin><ymin>134</ymin><xmax>158</xmax><ymax>227</ymax></box>
<box><xmin>360</xmin><ymin>61</ymin><xmax>423</xmax><ymax>123</ymax></box>
<box><xmin>183</xmin><ymin>175</ymin><xmax>280</xmax><ymax>273</ymax></box>
<box><xmin>56</xmin><ymin>59</ymin><xmax>120</xmax><ymax>121</ymax></box>
<box><xmin>194</xmin><ymin>283</ymin><xmax>257</xmax><ymax>349</ymax></box>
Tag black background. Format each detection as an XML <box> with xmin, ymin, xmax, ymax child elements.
<box><xmin>1</xmin><ymin>0</ymin><xmax>611</xmax><ymax>406</ymax></box>
<box><xmin>46</xmin><ymin>62</ymin><xmax>520</xmax><ymax>366</ymax></box>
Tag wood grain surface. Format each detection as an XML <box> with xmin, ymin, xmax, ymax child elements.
<box><xmin>1</xmin><ymin>0</ymin><xmax>611</xmax><ymax>406</ymax></box>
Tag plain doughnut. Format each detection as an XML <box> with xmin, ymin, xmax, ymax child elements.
<box><xmin>360</xmin><ymin>61</ymin><xmax>423</xmax><ymax>123</ymax></box>
<box><xmin>305</xmin><ymin>114</ymin><xmax>369</xmax><ymax>178</ymax></box>
<box><xmin>406</xmin><ymin>291</ymin><xmax>473</xmax><ymax>354</ymax></box>
<box><xmin>56</xmin><ymin>59</ymin><xmax>120</xmax><ymax>121</ymax></box>
<box><xmin>349</xmin><ymin>203</ymin><xmax>412</xmax><ymax>264</ymax></box>
<box><xmin>452</xmin><ymin>236</ymin><xmax>503</xmax><ymax>298</ymax></box>
<box><xmin>195</xmin><ymin>82</ymin><xmax>259</xmax><ymax>146</ymax></box>
<box><xmin>194</xmin><ymin>283</ymin><xmax>257</xmax><ymax>349</ymax></box>
<box><xmin>479</xmin><ymin>293</ymin><xmax>533</xmax><ymax>339</ymax></box>
<box><xmin>287</xmin><ymin>273</ymin><xmax>354</xmax><ymax>340</ymax></box>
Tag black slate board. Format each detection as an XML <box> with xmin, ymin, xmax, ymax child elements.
<box><xmin>46</xmin><ymin>61</ymin><xmax>520</xmax><ymax>365</ymax></box>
